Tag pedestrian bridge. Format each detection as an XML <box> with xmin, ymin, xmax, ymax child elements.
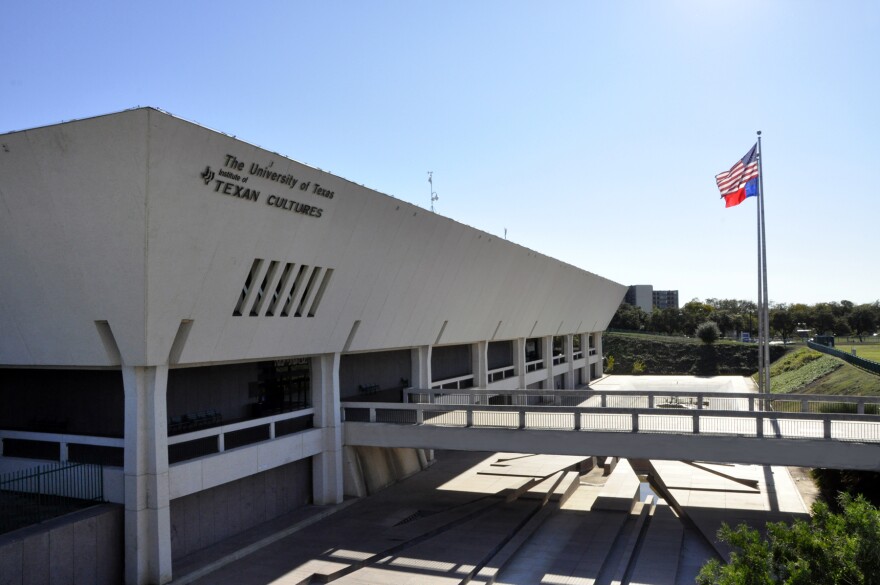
<box><xmin>342</xmin><ymin>389</ymin><xmax>880</xmax><ymax>471</ymax></box>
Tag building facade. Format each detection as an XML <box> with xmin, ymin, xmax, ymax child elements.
<box><xmin>652</xmin><ymin>289</ymin><xmax>679</xmax><ymax>310</ymax></box>
<box><xmin>624</xmin><ymin>285</ymin><xmax>653</xmax><ymax>313</ymax></box>
<box><xmin>0</xmin><ymin>108</ymin><xmax>626</xmax><ymax>584</ymax></box>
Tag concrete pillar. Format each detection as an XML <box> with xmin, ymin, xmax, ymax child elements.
<box><xmin>564</xmin><ymin>334</ymin><xmax>575</xmax><ymax>389</ymax></box>
<box><xmin>122</xmin><ymin>365</ymin><xmax>172</xmax><ymax>585</ymax></box>
<box><xmin>543</xmin><ymin>336</ymin><xmax>554</xmax><ymax>390</ymax></box>
<box><xmin>411</xmin><ymin>346</ymin><xmax>432</xmax><ymax>389</ymax></box>
<box><xmin>514</xmin><ymin>338</ymin><xmax>526</xmax><ymax>389</ymax></box>
<box><xmin>594</xmin><ymin>332</ymin><xmax>603</xmax><ymax>377</ymax></box>
<box><xmin>312</xmin><ymin>353</ymin><xmax>344</xmax><ymax>505</ymax></box>
<box><xmin>577</xmin><ymin>333</ymin><xmax>588</xmax><ymax>385</ymax></box>
<box><xmin>472</xmin><ymin>341</ymin><xmax>488</xmax><ymax>388</ymax></box>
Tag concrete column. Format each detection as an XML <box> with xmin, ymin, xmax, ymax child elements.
<box><xmin>472</xmin><ymin>341</ymin><xmax>488</xmax><ymax>388</ymax></box>
<box><xmin>578</xmin><ymin>333</ymin><xmax>588</xmax><ymax>385</ymax></box>
<box><xmin>411</xmin><ymin>346</ymin><xmax>432</xmax><ymax>389</ymax></box>
<box><xmin>564</xmin><ymin>334</ymin><xmax>575</xmax><ymax>389</ymax></box>
<box><xmin>514</xmin><ymin>338</ymin><xmax>526</xmax><ymax>389</ymax></box>
<box><xmin>122</xmin><ymin>365</ymin><xmax>172</xmax><ymax>585</ymax></box>
<box><xmin>312</xmin><ymin>353</ymin><xmax>344</xmax><ymax>505</ymax></box>
<box><xmin>543</xmin><ymin>336</ymin><xmax>554</xmax><ymax>390</ymax></box>
<box><xmin>594</xmin><ymin>332</ymin><xmax>603</xmax><ymax>377</ymax></box>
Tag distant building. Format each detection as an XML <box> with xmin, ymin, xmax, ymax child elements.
<box><xmin>623</xmin><ymin>286</ymin><xmax>679</xmax><ymax>313</ymax></box>
<box><xmin>652</xmin><ymin>290</ymin><xmax>679</xmax><ymax>310</ymax></box>
<box><xmin>625</xmin><ymin>285</ymin><xmax>654</xmax><ymax>313</ymax></box>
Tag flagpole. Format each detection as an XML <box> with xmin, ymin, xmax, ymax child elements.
<box><xmin>757</xmin><ymin>131</ymin><xmax>771</xmax><ymax>392</ymax></box>
<box><xmin>756</xmin><ymin>146</ymin><xmax>765</xmax><ymax>393</ymax></box>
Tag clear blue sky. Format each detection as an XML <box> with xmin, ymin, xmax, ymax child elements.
<box><xmin>3</xmin><ymin>1</ymin><xmax>878</xmax><ymax>306</ymax></box>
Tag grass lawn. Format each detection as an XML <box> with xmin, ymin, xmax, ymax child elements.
<box><xmin>834</xmin><ymin>343</ymin><xmax>880</xmax><ymax>363</ymax></box>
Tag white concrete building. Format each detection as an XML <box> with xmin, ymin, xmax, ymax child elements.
<box><xmin>0</xmin><ymin>108</ymin><xmax>625</xmax><ymax>584</ymax></box>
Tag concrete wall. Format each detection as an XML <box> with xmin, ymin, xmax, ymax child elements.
<box><xmin>487</xmin><ymin>341</ymin><xmax>513</xmax><ymax>370</ymax></box>
<box><xmin>339</xmin><ymin>350</ymin><xmax>411</xmax><ymax>399</ymax></box>
<box><xmin>0</xmin><ymin>504</ymin><xmax>123</xmax><ymax>585</ymax></box>
<box><xmin>432</xmin><ymin>345</ymin><xmax>472</xmax><ymax>381</ymax></box>
<box><xmin>343</xmin><ymin>446</ymin><xmax>425</xmax><ymax>497</ymax></box>
<box><xmin>169</xmin><ymin>458</ymin><xmax>311</xmax><ymax>561</ymax></box>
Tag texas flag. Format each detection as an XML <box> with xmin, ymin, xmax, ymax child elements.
<box><xmin>716</xmin><ymin>144</ymin><xmax>759</xmax><ymax>208</ymax></box>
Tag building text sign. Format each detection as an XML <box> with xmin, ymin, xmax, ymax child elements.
<box><xmin>200</xmin><ymin>154</ymin><xmax>334</xmax><ymax>219</ymax></box>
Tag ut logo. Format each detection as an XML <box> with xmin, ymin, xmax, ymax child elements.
<box><xmin>201</xmin><ymin>166</ymin><xmax>215</xmax><ymax>185</ymax></box>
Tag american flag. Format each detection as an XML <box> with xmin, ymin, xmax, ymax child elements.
<box><xmin>715</xmin><ymin>143</ymin><xmax>759</xmax><ymax>207</ymax></box>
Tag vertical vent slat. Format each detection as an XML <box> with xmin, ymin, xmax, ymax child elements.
<box><xmin>233</xmin><ymin>258</ymin><xmax>335</xmax><ymax>318</ymax></box>
<box><xmin>265</xmin><ymin>263</ymin><xmax>295</xmax><ymax>316</ymax></box>
<box><xmin>307</xmin><ymin>268</ymin><xmax>334</xmax><ymax>317</ymax></box>
<box><xmin>233</xmin><ymin>259</ymin><xmax>264</xmax><ymax>316</ymax></box>
<box><xmin>295</xmin><ymin>267</ymin><xmax>322</xmax><ymax>317</ymax></box>
<box><xmin>250</xmin><ymin>261</ymin><xmax>280</xmax><ymax>316</ymax></box>
<box><xmin>281</xmin><ymin>265</ymin><xmax>310</xmax><ymax>317</ymax></box>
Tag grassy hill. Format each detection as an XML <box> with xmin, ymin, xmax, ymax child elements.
<box><xmin>767</xmin><ymin>347</ymin><xmax>880</xmax><ymax>396</ymax></box>
<box><xmin>602</xmin><ymin>332</ymin><xmax>785</xmax><ymax>376</ymax></box>
<box><xmin>603</xmin><ymin>332</ymin><xmax>880</xmax><ymax>394</ymax></box>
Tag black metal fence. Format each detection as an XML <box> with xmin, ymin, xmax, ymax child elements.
<box><xmin>0</xmin><ymin>461</ymin><xmax>104</xmax><ymax>535</ymax></box>
<box><xmin>808</xmin><ymin>341</ymin><xmax>880</xmax><ymax>375</ymax></box>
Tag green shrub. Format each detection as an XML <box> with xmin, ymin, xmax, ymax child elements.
<box><xmin>695</xmin><ymin>321</ymin><xmax>721</xmax><ymax>344</ymax></box>
<box><xmin>631</xmin><ymin>360</ymin><xmax>646</xmax><ymax>374</ymax></box>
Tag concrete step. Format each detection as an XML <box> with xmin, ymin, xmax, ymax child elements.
<box><xmin>519</xmin><ymin>470</ymin><xmax>581</xmax><ymax>506</ymax></box>
<box><xmin>332</xmin><ymin>500</ymin><xmax>540</xmax><ymax>584</ymax></box>
<box><xmin>628</xmin><ymin>504</ymin><xmax>683</xmax><ymax>585</ymax></box>
<box><xmin>468</xmin><ymin>502</ymin><xmax>557</xmax><ymax>584</ymax></box>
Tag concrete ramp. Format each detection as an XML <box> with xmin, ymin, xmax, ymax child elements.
<box><xmin>628</xmin><ymin>504</ymin><xmax>683</xmax><ymax>585</ymax></box>
<box><xmin>592</xmin><ymin>459</ymin><xmax>640</xmax><ymax>512</ymax></box>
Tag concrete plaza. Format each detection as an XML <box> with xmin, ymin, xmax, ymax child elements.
<box><xmin>170</xmin><ymin>376</ymin><xmax>812</xmax><ymax>585</ymax></box>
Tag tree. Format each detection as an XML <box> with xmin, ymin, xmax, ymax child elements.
<box><xmin>649</xmin><ymin>307</ymin><xmax>682</xmax><ymax>335</ymax></box>
<box><xmin>790</xmin><ymin>303</ymin><xmax>814</xmax><ymax>333</ymax></box>
<box><xmin>697</xmin><ymin>494</ymin><xmax>880</xmax><ymax>585</ymax></box>
<box><xmin>696</xmin><ymin>321</ymin><xmax>721</xmax><ymax>344</ymax></box>
<box><xmin>813</xmin><ymin>304</ymin><xmax>836</xmax><ymax>335</ymax></box>
<box><xmin>609</xmin><ymin>303</ymin><xmax>648</xmax><ymax>331</ymax></box>
<box><xmin>715</xmin><ymin>310</ymin><xmax>736</xmax><ymax>337</ymax></box>
<box><xmin>770</xmin><ymin>304</ymin><xmax>796</xmax><ymax>344</ymax></box>
<box><xmin>849</xmin><ymin>305</ymin><xmax>878</xmax><ymax>342</ymax></box>
<box><xmin>682</xmin><ymin>301</ymin><xmax>715</xmax><ymax>336</ymax></box>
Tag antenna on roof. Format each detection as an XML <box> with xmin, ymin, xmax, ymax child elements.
<box><xmin>428</xmin><ymin>171</ymin><xmax>438</xmax><ymax>212</ymax></box>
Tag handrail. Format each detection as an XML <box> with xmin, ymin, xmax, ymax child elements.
<box><xmin>403</xmin><ymin>389</ymin><xmax>880</xmax><ymax>406</ymax></box>
<box><xmin>341</xmin><ymin>401</ymin><xmax>880</xmax><ymax>442</ymax></box>
<box><xmin>525</xmin><ymin>359</ymin><xmax>544</xmax><ymax>373</ymax></box>
<box><xmin>0</xmin><ymin>430</ymin><xmax>124</xmax><ymax>447</ymax></box>
<box><xmin>343</xmin><ymin>400</ymin><xmax>880</xmax><ymax>420</ymax></box>
<box><xmin>487</xmin><ymin>365</ymin><xmax>516</xmax><ymax>383</ymax></box>
<box><xmin>430</xmin><ymin>373</ymin><xmax>474</xmax><ymax>390</ymax></box>
<box><xmin>167</xmin><ymin>407</ymin><xmax>315</xmax><ymax>445</ymax></box>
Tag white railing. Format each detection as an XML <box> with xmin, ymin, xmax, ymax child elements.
<box><xmin>341</xmin><ymin>401</ymin><xmax>880</xmax><ymax>443</ymax></box>
<box><xmin>572</xmin><ymin>350</ymin><xmax>584</xmax><ymax>361</ymax></box>
<box><xmin>167</xmin><ymin>407</ymin><xmax>315</xmax><ymax>456</ymax></box>
<box><xmin>525</xmin><ymin>359</ymin><xmax>544</xmax><ymax>373</ymax></box>
<box><xmin>399</xmin><ymin>389</ymin><xmax>880</xmax><ymax>414</ymax></box>
<box><xmin>0</xmin><ymin>430</ymin><xmax>123</xmax><ymax>463</ymax></box>
<box><xmin>589</xmin><ymin>348</ymin><xmax>597</xmax><ymax>356</ymax></box>
<box><xmin>552</xmin><ymin>354</ymin><xmax>567</xmax><ymax>366</ymax></box>
<box><xmin>487</xmin><ymin>365</ymin><xmax>516</xmax><ymax>383</ymax></box>
<box><xmin>431</xmin><ymin>374</ymin><xmax>474</xmax><ymax>390</ymax></box>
